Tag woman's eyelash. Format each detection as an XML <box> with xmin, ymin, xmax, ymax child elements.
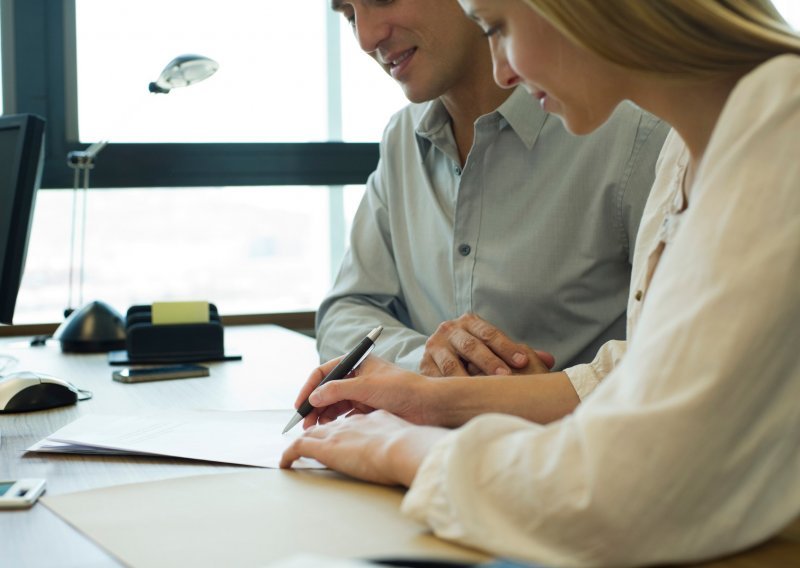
<box><xmin>483</xmin><ymin>25</ymin><xmax>501</xmax><ymax>38</ymax></box>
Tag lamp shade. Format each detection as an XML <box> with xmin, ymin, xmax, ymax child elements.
<box><xmin>148</xmin><ymin>54</ymin><xmax>219</xmax><ymax>94</ymax></box>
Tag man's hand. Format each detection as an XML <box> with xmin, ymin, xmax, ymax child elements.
<box><xmin>419</xmin><ymin>313</ymin><xmax>555</xmax><ymax>377</ymax></box>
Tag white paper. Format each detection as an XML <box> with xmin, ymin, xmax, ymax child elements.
<box><xmin>28</xmin><ymin>409</ymin><xmax>322</xmax><ymax>469</ymax></box>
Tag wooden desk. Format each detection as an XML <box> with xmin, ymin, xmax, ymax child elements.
<box><xmin>0</xmin><ymin>324</ymin><xmax>319</xmax><ymax>567</ymax></box>
<box><xmin>1</xmin><ymin>325</ymin><xmax>798</xmax><ymax>567</ymax></box>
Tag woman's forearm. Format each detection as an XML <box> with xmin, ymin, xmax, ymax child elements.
<box><xmin>427</xmin><ymin>371</ymin><xmax>580</xmax><ymax>428</ymax></box>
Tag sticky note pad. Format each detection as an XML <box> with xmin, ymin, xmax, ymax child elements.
<box><xmin>151</xmin><ymin>301</ymin><xmax>210</xmax><ymax>325</ymax></box>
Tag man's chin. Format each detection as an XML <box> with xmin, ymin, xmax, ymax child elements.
<box><xmin>399</xmin><ymin>83</ymin><xmax>441</xmax><ymax>105</ymax></box>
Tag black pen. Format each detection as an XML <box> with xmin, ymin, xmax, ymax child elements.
<box><xmin>282</xmin><ymin>325</ymin><xmax>383</xmax><ymax>434</ymax></box>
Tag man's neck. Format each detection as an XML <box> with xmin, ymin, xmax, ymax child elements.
<box><xmin>440</xmin><ymin>82</ymin><xmax>513</xmax><ymax>167</ymax></box>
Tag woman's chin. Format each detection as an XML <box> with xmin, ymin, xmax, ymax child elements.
<box><xmin>560</xmin><ymin>109</ymin><xmax>611</xmax><ymax>136</ymax></box>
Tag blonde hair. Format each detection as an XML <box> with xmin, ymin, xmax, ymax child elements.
<box><xmin>522</xmin><ymin>0</ymin><xmax>800</xmax><ymax>76</ymax></box>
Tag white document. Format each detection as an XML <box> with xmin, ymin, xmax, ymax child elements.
<box><xmin>28</xmin><ymin>409</ymin><xmax>322</xmax><ymax>469</ymax></box>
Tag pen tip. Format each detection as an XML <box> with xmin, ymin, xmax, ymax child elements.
<box><xmin>282</xmin><ymin>412</ymin><xmax>302</xmax><ymax>434</ymax></box>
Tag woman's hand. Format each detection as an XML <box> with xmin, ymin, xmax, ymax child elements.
<box><xmin>280</xmin><ymin>410</ymin><xmax>448</xmax><ymax>486</ymax></box>
<box><xmin>294</xmin><ymin>356</ymin><xmax>439</xmax><ymax>429</ymax></box>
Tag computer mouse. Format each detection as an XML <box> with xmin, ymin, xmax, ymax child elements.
<box><xmin>0</xmin><ymin>371</ymin><xmax>79</xmax><ymax>413</ymax></box>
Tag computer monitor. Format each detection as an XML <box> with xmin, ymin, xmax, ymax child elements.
<box><xmin>0</xmin><ymin>114</ymin><xmax>46</xmax><ymax>324</ymax></box>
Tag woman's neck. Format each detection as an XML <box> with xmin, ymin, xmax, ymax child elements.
<box><xmin>632</xmin><ymin>72</ymin><xmax>746</xmax><ymax>168</ymax></box>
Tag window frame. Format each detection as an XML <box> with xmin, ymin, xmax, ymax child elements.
<box><xmin>1</xmin><ymin>0</ymin><xmax>379</xmax><ymax>189</ymax></box>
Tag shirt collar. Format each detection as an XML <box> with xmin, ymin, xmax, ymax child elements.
<box><xmin>413</xmin><ymin>98</ymin><xmax>452</xmax><ymax>157</ymax></box>
<box><xmin>413</xmin><ymin>86</ymin><xmax>546</xmax><ymax>157</ymax></box>
<box><xmin>497</xmin><ymin>86</ymin><xmax>547</xmax><ymax>150</ymax></box>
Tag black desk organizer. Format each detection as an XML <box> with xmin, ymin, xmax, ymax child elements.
<box><xmin>108</xmin><ymin>304</ymin><xmax>242</xmax><ymax>365</ymax></box>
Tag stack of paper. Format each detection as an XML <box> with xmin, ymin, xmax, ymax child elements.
<box><xmin>28</xmin><ymin>409</ymin><xmax>322</xmax><ymax>469</ymax></box>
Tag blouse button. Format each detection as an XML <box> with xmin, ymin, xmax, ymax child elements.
<box><xmin>635</xmin><ymin>290</ymin><xmax>643</xmax><ymax>301</ymax></box>
<box><xmin>458</xmin><ymin>244</ymin><xmax>471</xmax><ymax>256</ymax></box>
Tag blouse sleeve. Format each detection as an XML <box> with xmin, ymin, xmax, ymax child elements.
<box><xmin>562</xmin><ymin>340</ymin><xmax>627</xmax><ymax>400</ymax></box>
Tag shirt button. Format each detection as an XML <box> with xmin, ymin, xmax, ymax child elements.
<box><xmin>635</xmin><ymin>290</ymin><xmax>643</xmax><ymax>301</ymax></box>
<box><xmin>458</xmin><ymin>244</ymin><xmax>471</xmax><ymax>256</ymax></box>
<box><xmin>454</xmin><ymin>165</ymin><xmax>462</xmax><ymax>176</ymax></box>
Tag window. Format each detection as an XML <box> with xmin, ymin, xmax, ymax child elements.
<box><xmin>339</xmin><ymin>17</ymin><xmax>409</xmax><ymax>141</ymax></box>
<box><xmin>17</xmin><ymin>185</ymin><xmax>364</xmax><ymax>323</ymax></box>
<box><xmin>75</xmin><ymin>1</ymin><xmax>406</xmax><ymax>144</ymax></box>
<box><xmin>5</xmin><ymin>1</ymin><xmax>405</xmax><ymax>324</ymax></box>
<box><xmin>76</xmin><ymin>1</ymin><xmax>330</xmax><ymax>143</ymax></box>
<box><xmin>774</xmin><ymin>0</ymin><xmax>800</xmax><ymax>28</ymax></box>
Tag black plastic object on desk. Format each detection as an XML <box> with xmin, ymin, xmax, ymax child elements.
<box><xmin>107</xmin><ymin>303</ymin><xmax>242</xmax><ymax>365</ymax></box>
<box><xmin>54</xmin><ymin>300</ymin><xmax>127</xmax><ymax>353</ymax></box>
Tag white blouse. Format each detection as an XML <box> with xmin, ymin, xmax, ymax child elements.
<box><xmin>562</xmin><ymin>126</ymin><xmax>688</xmax><ymax>399</ymax></box>
<box><xmin>402</xmin><ymin>55</ymin><xmax>800</xmax><ymax>567</ymax></box>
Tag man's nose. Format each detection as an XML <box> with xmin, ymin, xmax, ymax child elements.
<box><xmin>352</xmin><ymin>8</ymin><xmax>391</xmax><ymax>54</ymax></box>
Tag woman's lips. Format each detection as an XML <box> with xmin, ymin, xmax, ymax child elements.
<box><xmin>532</xmin><ymin>89</ymin><xmax>548</xmax><ymax>110</ymax></box>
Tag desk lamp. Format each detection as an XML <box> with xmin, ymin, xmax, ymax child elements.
<box><xmin>54</xmin><ymin>54</ymin><xmax>219</xmax><ymax>353</ymax></box>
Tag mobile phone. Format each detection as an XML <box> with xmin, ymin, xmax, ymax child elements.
<box><xmin>0</xmin><ymin>478</ymin><xmax>46</xmax><ymax>509</ymax></box>
<box><xmin>112</xmin><ymin>364</ymin><xmax>209</xmax><ymax>383</ymax></box>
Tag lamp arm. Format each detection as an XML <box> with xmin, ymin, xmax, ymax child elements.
<box><xmin>83</xmin><ymin>140</ymin><xmax>108</xmax><ymax>160</ymax></box>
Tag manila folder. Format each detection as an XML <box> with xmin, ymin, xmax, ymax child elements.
<box><xmin>43</xmin><ymin>469</ymin><xmax>488</xmax><ymax>567</ymax></box>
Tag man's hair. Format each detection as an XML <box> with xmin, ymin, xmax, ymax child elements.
<box><xmin>522</xmin><ymin>0</ymin><xmax>800</xmax><ymax>77</ymax></box>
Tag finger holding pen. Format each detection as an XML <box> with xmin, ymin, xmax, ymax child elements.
<box><xmin>307</xmin><ymin>389</ymin><xmax>370</xmax><ymax>428</ymax></box>
<box><xmin>283</xmin><ymin>326</ymin><xmax>383</xmax><ymax>434</ymax></box>
<box><xmin>293</xmin><ymin>357</ymin><xmax>339</xmax><ymax>410</ymax></box>
<box><xmin>302</xmin><ymin>355</ymin><xmax>437</xmax><ymax>426</ymax></box>
<box><xmin>294</xmin><ymin>356</ymin><xmax>373</xmax><ymax>429</ymax></box>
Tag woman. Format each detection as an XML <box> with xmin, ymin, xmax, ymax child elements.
<box><xmin>281</xmin><ymin>1</ymin><xmax>800</xmax><ymax>565</ymax></box>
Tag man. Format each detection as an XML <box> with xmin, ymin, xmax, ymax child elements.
<box><xmin>318</xmin><ymin>0</ymin><xmax>668</xmax><ymax>376</ymax></box>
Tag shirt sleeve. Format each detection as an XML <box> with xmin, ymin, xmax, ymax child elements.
<box><xmin>402</xmin><ymin>59</ymin><xmax>800</xmax><ymax>566</ymax></box>
<box><xmin>562</xmin><ymin>339</ymin><xmax>627</xmax><ymax>400</ymax></box>
<box><xmin>315</xmin><ymin>142</ymin><xmax>429</xmax><ymax>370</ymax></box>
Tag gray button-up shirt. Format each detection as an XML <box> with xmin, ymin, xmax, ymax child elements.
<box><xmin>317</xmin><ymin>87</ymin><xmax>668</xmax><ymax>371</ymax></box>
